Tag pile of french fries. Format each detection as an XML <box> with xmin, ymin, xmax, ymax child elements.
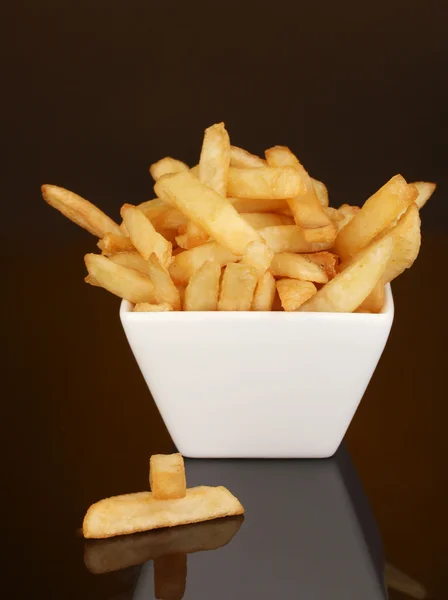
<box><xmin>42</xmin><ymin>123</ymin><xmax>436</xmax><ymax>312</ymax></box>
<box><xmin>83</xmin><ymin>453</ymin><xmax>244</xmax><ymax>540</ymax></box>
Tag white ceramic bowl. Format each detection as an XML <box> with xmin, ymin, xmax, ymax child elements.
<box><xmin>120</xmin><ymin>285</ymin><xmax>394</xmax><ymax>459</ymax></box>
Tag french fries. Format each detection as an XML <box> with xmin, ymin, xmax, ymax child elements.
<box><xmin>335</xmin><ymin>175</ymin><xmax>417</xmax><ymax>260</ymax></box>
<box><xmin>412</xmin><ymin>181</ymin><xmax>436</xmax><ymax>210</ymax></box>
<box><xmin>276</xmin><ymin>279</ymin><xmax>317</xmax><ymax>312</ymax></box>
<box><xmin>259</xmin><ymin>225</ymin><xmax>333</xmax><ymax>253</ymax></box>
<box><xmin>230</xmin><ymin>145</ymin><xmax>266</xmax><ymax>168</ymax></box>
<box><xmin>150</xmin><ymin>453</ymin><xmax>186</xmax><ymax>500</ymax></box>
<box><xmin>108</xmin><ymin>251</ymin><xmax>148</xmax><ymax>274</ymax></box>
<box><xmin>240</xmin><ymin>241</ymin><xmax>274</xmax><ymax>278</ymax></box>
<box><xmin>252</xmin><ymin>271</ymin><xmax>276</xmax><ymax>311</ymax></box>
<box><xmin>84</xmin><ymin>254</ymin><xmax>156</xmax><ymax>304</ymax></box>
<box><xmin>155</xmin><ymin>171</ymin><xmax>260</xmax><ymax>255</ymax></box>
<box><xmin>134</xmin><ymin>302</ymin><xmax>174</xmax><ymax>312</ymax></box>
<box><xmin>270</xmin><ymin>253</ymin><xmax>328</xmax><ymax>283</ymax></box>
<box><xmin>230</xmin><ymin>197</ymin><xmax>289</xmax><ymax>214</ymax></box>
<box><xmin>241</xmin><ymin>212</ymin><xmax>294</xmax><ymax>229</ymax></box>
<box><xmin>147</xmin><ymin>254</ymin><xmax>181</xmax><ymax>310</ymax></box>
<box><xmin>218</xmin><ymin>263</ymin><xmax>258</xmax><ymax>311</ymax></box>
<box><xmin>42</xmin><ymin>184</ymin><xmax>122</xmax><ymax>238</ymax></box>
<box><xmin>150</xmin><ymin>157</ymin><xmax>189</xmax><ymax>181</ymax></box>
<box><xmin>265</xmin><ymin>146</ymin><xmax>333</xmax><ymax>229</ymax></box>
<box><xmin>83</xmin><ymin>485</ymin><xmax>244</xmax><ymax>539</ymax></box>
<box><xmin>199</xmin><ymin>122</ymin><xmax>230</xmax><ymax>197</ymax></box>
<box><xmin>44</xmin><ymin>121</ymin><xmax>433</xmax><ymax>313</ymax></box>
<box><xmin>300</xmin><ymin>236</ymin><xmax>394</xmax><ymax>312</ymax></box>
<box><xmin>227</xmin><ymin>166</ymin><xmax>305</xmax><ymax>199</ymax></box>
<box><xmin>121</xmin><ymin>204</ymin><xmax>172</xmax><ymax>266</ymax></box>
<box><xmin>97</xmin><ymin>233</ymin><xmax>134</xmax><ymax>255</ymax></box>
<box><xmin>169</xmin><ymin>242</ymin><xmax>239</xmax><ymax>285</ymax></box>
<box><xmin>184</xmin><ymin>261</ymin><xmax>221</xmax><ymax>311</ymax></box>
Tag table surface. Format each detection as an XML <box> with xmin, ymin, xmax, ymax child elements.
<box><xmin>3</xmin><ymin>234</ymin><xmax>446</xmax><ymax>599</ymax></box>
<box><xmin>3</xmin><ymin>1</ymin><xmax>447</xmax><ymax>597</ymax></box>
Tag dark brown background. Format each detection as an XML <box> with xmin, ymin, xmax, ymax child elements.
<box><xmin>2</xmin><ymin>1</ymin><xmax>447</xmax><ymax>598</ymax></box>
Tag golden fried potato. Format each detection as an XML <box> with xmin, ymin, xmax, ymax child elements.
<box><xmin>169</xmin><ymin>242</ymin><xmax>239</xmax><ymax>285</ymax></box>
<box><xmin>411</xmin><ymin>181</ymin><xmax>436</xmax><ymax>210</ymax></box>
<box><xmin>270</xmin><ymin>253</ymin><xmax>328</xmax><ymax>284</ymax></box>
<box><xmin>41</xmin><ymin>184</ymin><xmax>122</xmax><ymax>238</ymax></box>
<box><xmin>230</xmin><ymin>145</ymin><xmax>266</xmax><ymax>168</ymax></box>
<box><xmin>121</xmin><ymin>204</ymin><xmax>172</xmax><ymax>266</ymax></box>
<box><xmin>199</xmin><ymin>122</ymin><xmax>230</xmax><ymax>197</ymax></box>
<box><xmin>84</xmin><ymin>254</ymin><xmax>156</xmax><ymax>304</ymax></box>
<box><xmin>240</xmin><ymin>240</ymin><xmax>274</xmax><ymax>277</ymax></box>
<box><xmin>227</xmin><ymin>166</ymin><xmax>305</xmax><ymax>199</ymax></box>
<box><xmin>149</xmin><ymin>157</ymin><xmax>189</xmax><ymax>181</ymax></box>
<box><xmin>184</xmin><ymin>261</ymin><xmax>221</xmax><ymax>311</ymax></box>
<box><xmin>259</xmin><ymin>225</ymin><xmax>333</xmax><ymax>253</ymax></box>
<box><xmin>276</xmin><ymin>279</ymin><xmax>317</xmax><ymax>311</ymax></box>
<box><xmin>300</xmin><ymin>236</ymin><xmax>394</xmax><ymax>312</ymax></box>
<box><xmin>155</xmin><ymin>172</ymin><xmax>260</xmax><ymax>255</ymax></box>
<box><xmin>335</xmin><ymin>175</ymin><xmax>417</xmax><ymax>260</ymax></box>
<box><xmin>108</xmin><ymin>251</ymin><xmax>148</xmax><ymax>274</ymax></box>
<box><xmin>252</xmin><ymin>271</ymin><xmax>276</xmax><ymax>311</ymax></box>
<box><xmin>83</xmin><ymin>486</ymin><xmax>244</xmax><ymax>539</ymax></box>
<box><xmin>147</xmin><ymin>254</ymin><xmax>181</xmax><ymax>310</ymax></box>
<box><xmin>98</xmin><ymin>233</ymin><xmax>135</xmax><ymax>255</ymax></box>
<box><xmin>150</xmin><ymin>453</ymin><xmax>186</xmax><ymax>500</ymax></box>
<box><xmin>218</xmin><ymin>263</ymin><xmax>258</xmax><ymax>311</ymax></box>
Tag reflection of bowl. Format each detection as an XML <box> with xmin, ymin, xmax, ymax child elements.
<box><xmin>120</xmin><ymin>286</ymin><xmax>394</xmax><ymax>458</ymax></box>
<box><xmin>84</xmin><ymin>515</ymin><xmax>244</xmax><ymax>574</ymax></box>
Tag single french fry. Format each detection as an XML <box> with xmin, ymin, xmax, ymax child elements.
<box><xmin>252</xmin><ymin>271</ymin><xmax>276</xmax><ymax>311</ymax></box>
<box><xmin>276</xmin><ymin>279</ymin><xmax>317</xmax><ymax>311</ymax></box>
<box><xmin>218</xmin><ymin>263</ymin><xmax>258</xmax><ymax>311</ymax></box>
<box><xmin>335</xmin><ymin>176</ymin><xmax>418</xmax><ymax>260</ymax></box>
<box><xmin>84</xmin><ymin>254</ymin><xmax>156</xmax><ymax>304</ymax></box>
<box><xmin>97</xmin><ymin>233</ymin><xmax>135</xmax><ymax>255</ymax></box>
<box><xmin>154</xmin><ymin>554</ymin><xmax>187</xmax><ymax>600</ymax></box>
<box><xmin>82</xmin><ymin>485</ymin><xmax>244</xmax><ymax>539</ymax></box>
<box><xmin>147</xmin><ymin>254</ymin><xmax>181</xmax><ymax>310</ymax></box>
<box><xmin>41</xmin><ymin>184</ymin><xmax>122</xmax><ymax>238</ymax></box>
<box><xmin>265</xmin><ymin>146</ymin><xmax>333</xmax><ymax>229</ymax></box>
<box><xmin>230</xmin><ymin>146</ymin><xmax>266</xmax><ymax>168</ymax></box>
<box><xmin>300</xmin><ymin>235</ymin><xmax>394</xmax><ymax>312</ymax></box>
<box><xmin>109</xmin><ymin>251</ymin><xmax>148</xmax><ymax>274</ymax></box>
<box><xmin>150</xmin><ymin>453</ymin><xmax>186</xmax><ymax>500</ymax></box>
<box><xmin>312</xmin><ymin>178</ymin><xmax>329</xmax><ymax>207</ymax></box>
<box><xmin>184</xmin><ymin>261</ymin><xmax>221</xmax><ymax>311</ymax></box>
<box><xmin>227</xmin><ymin>166</ymin><xmax>305</xmax><ymax>199</ymax></box>
<box><xmin>241</xmin><ymin>212</ymin><xmax>294</xmax><ymax>229</ymax></box>
<box><xmin>121</xmin><ymin>204</ymin><xmax>172</xmax><ymax>267</ymax></box>
<box><xmin>270</xmin><ymin>253</ymin><xmax>328</xmax><ymax>284</ymax></box>
<box><xmin>259</xmin><ymin>225</ymin><xmax>333</xmax><ymax>253</ymax></box>
<box><xmin>230</xmin><ymin>197</ymin><xmax>290</xmax><ymax>214</ymax></box>
<box><xmin>199</xmin><ymin>122</ymin><xmax>230</xmax><ymax>197</ymax></box>
<box><xmin>149</xmin><ymin>157</ymin><xmax>189</xmax><ymax>181</ymax></box>
<box><xmin>411</xmin><ymin>181</ymin><xmax>436</xmax><ymax>210</ymax></box>
<box><xmin>84</xmin><ymin>515</ymin><xmax>244</xmax><ymax>574</ymax></box>
<box><xmin>169</xmin><ymin>242</ymin><xmax>239</xmax><ymax>285</ymax></box>
<box><xmin>383</xmin><ymin>203</ymin><xmax>421</xmax><ymax>284</ymax></box>
<box><xmin>134</xmin><ymin>302</ymin><xmax>173</xmax><ymax>312</ymax></box>
<box><xmin>155</xmin><ymin>172</ymin><xmax>260</xmax><ymax>255</ymax></box>
<box><xmin>302</xmin><ymin>251</ymin><xmax>339</xmax><ymax>280</ymax></box>
<box><xmin>240</xmin><ymin>240</ymin><xmax>274</xmax><ymax>277</ymax></box>
<box><xmin>357</xmin><ymin>281</ymin><xmax>385</xmax><ymax>313</ymax></box>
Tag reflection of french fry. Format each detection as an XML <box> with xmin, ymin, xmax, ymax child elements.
<box><xmin>84</xmin><ymin>515</ymin><xmax>244</xmax><ymax>574</ymax></box>
<box><xmin>385</xmin><ymin>563</ymin><xmax>427</xmax><ymax>599</ymax></box>
<box><xmin>154</xmin><ymin>554</ymin><xmax>187</xmax><ymax>600</ymax></box>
